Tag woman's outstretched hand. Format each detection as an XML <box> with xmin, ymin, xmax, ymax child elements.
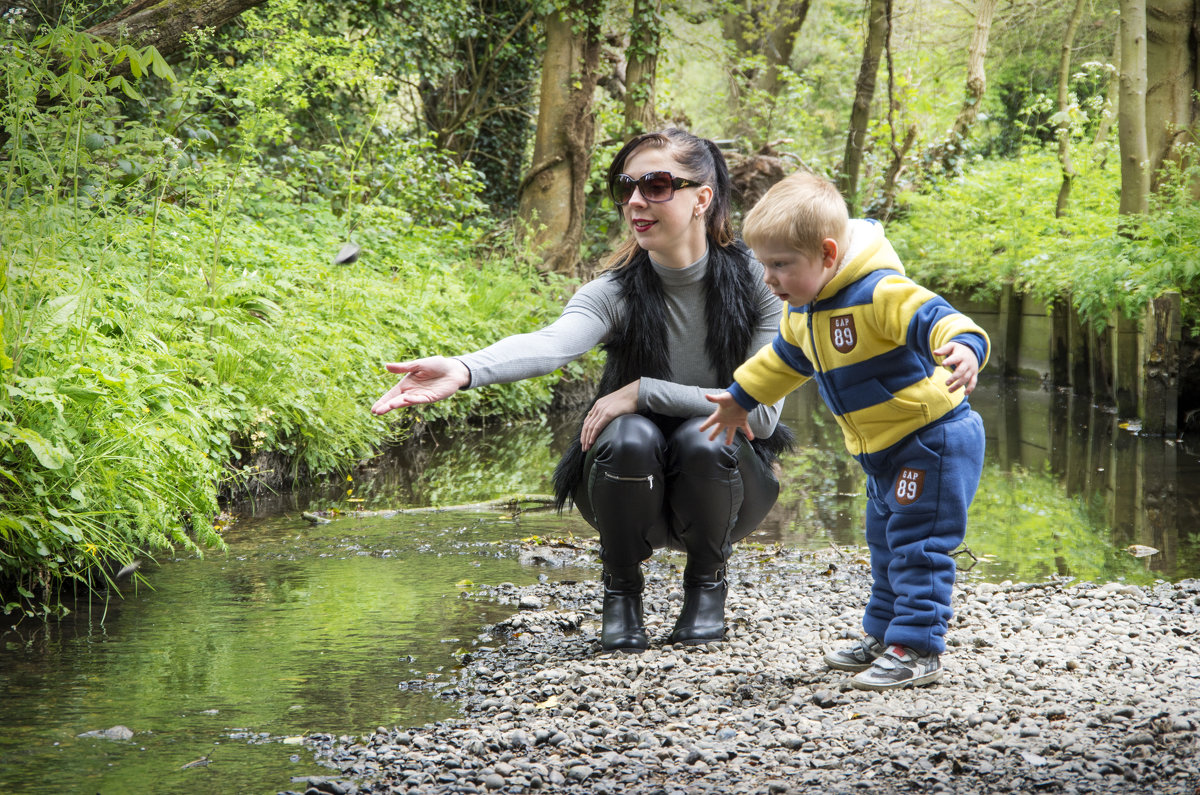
<box><xmin>699</xmin><ymin>391</ymin><xmax>754</xmax><ymax>445</ymax></box>
<box><xmin>580</xmin><ymin>379</ymin><xmax>640</xmax><ymax>451</ymax></box>
<box><xmin>371</xmin><ymin>357</ymin><xmax>470</xmax><ymax>415</ymax></box>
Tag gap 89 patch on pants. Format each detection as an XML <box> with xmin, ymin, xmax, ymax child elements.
<box><xmin>895</xmin><ymin>467</ymin><xmax>925</xmax><ymax>505</ymax></box>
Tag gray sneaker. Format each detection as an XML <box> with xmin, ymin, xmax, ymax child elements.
<box><xmin>823</xmin><ymin>634</ymin><xmax>885</xmax><ymax>672</ymax></box>
<box><xmin>851</xmin><ymin>644</ymin><xmax>942</xmax><ymax>691</ymax></box>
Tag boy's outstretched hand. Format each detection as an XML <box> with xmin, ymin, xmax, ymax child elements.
<box><xmin>934</xmin><ymin>341</ymin><xmax>980</xmax><ymax>395</ymax></box>
<box><xmin>700</xmin><ymin>392</ymin><xmax>755</xmax><ymax>445</ymax></box>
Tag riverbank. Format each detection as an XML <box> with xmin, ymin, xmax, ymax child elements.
<box><xmin>280</xmin><ymin>542</ymin><xmax>1199</xmax><ymax>795</ymax></box>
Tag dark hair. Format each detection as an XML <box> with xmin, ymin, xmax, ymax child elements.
<box><xmin>605</xmin><ymin>129</ymin><xmax>735</xmax><ymax>269</ymax></box>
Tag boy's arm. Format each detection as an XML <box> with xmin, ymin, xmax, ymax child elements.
<box><xmin>730</xmin><ymin>334</ymin><xmax>813</xmax><ymax>411</ymax></box>
<box><xmin>872</xmin><ymin>275</ymin><xmax>991</xmax><ymax>373</ymax></box>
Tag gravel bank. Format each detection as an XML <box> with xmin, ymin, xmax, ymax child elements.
<box><xmin>282</xmin><ymin>544</ymin><xmax>1199</xmax><ymax>795</ymax></box>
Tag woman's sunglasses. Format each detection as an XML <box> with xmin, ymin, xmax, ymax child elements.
<box><xmin>610</xmin><ymin>171</ymin><xmax>704</xmax><ymax>206</ymax></box>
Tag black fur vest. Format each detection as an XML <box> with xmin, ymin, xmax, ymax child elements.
<box><xmin>552</xmin><ymin>241</ymin><xmax>794</xmax><ymax>510</ymax></box>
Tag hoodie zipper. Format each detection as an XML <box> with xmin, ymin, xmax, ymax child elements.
<box><xmin>603</xmin><ymin>472</ymin><xmax>655</xmax><ymax>490</ymax></box>
<box><xmin>807</xmin><ymin>305</ymin><xmax>865</xmax><ymax>453</ymax></box>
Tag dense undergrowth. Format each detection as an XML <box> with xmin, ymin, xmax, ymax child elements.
<box><xmin>1</xmin><ymin>17</ymin><xmax>573</xmax><ymax>616</ymax></box>
<box><xmin>3</xmin><ymin>194</ymin><xmax>573</xmax><ymax>617</ymax></box>
<box><xmin>890</xmin><ymin>146</ymin><xmax>1200</xmax><ymax>333</ymax></box>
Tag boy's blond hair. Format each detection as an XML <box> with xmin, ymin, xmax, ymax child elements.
<box><xmin>742</xmin><ymin>170</ymin><xmax>850</xmax><ymax>258</ymax></box>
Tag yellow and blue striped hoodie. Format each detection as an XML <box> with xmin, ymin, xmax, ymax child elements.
<box><xmin>729</xmin><ymin>220</ymin><xmax>989</xmax><ymax>464</ymax></box>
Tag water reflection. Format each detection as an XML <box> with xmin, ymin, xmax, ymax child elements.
<box><xmin>294</xmin><ymin>379</ymin><xmax>1197</xmax><ymax>584</ymax></box>
<box><xmin>305</xmin><ymin>378</ymin><xmax>1198</xmax><ymax>584</ymax></box>
<box><xmin>0</xmin><ymin>512</ymin><xmax>591</xmax><ymax>795</ymax></box>
<box><xmin>345</xmin><ymin>420</ymin><xmax>567</xmax><ymax>511</ymax></box>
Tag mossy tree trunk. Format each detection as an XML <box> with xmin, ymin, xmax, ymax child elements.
<box><xmin>516</xmin><ymin>0</ymin><xmax>602</xmax><ymax>277</ymax></box>
<box><xmin>1118</xmin><ymin>0</ymin><xmax>1151</xmax><ymax>217</ymax></box>
<box><xmin>721</xmin><ymin>0</ymin><xmax>812</xmax><ymax>148</ymax></box>
<box><xmin>1055</xmin><ymin>0</ymin><xmax>1089</xmax><ymax>218</ymax></box>
<box><xmin>839</xmin><ymin>0</ymin><xmax>889</xmax><ymax>215</ymax></box>
<box><xmin>623</xmin><ymin>0</ymin><xmax>661</xmax><ymax>140</ymax></box>
<box><xmin>1145</xmin><ymin>0</ymin><xmax>1199</xmax><ymax>195</ymax></box>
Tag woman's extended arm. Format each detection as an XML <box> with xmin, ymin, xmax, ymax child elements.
<box><xmin>452</xmin><ymin>307</ymin><xmax>609</xmax><ymax>388</ymax></box>
<box><xmin>372</xmin><ymin>281</ymin><xmax>615</xmax><ymax>414</ymax></box>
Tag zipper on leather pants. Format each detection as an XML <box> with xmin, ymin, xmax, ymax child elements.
<box><xmin>603</xmin><ymin>471</ymin><xmax>655</xmax><ymax>490</ymax></box>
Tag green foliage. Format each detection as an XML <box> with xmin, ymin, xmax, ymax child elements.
<box><xmin>1</xmin><ymin>186</ymin><xmax>566</xmax><ymax>613</ymax></box>
<box><xmin>0</xmin><ymin>15</ymin><xmax>570</xmax><ymax>615</ymax></box>
<box><xmin>726</xmin><ymin>53</ymin><xmax>825</xmax><ymax>154</ymax></box>
<box><xmin>654</xmin><ymin>0</ymin><xmax>855</xmax><ymax>149</ymax></box>
<box><xmin>298</xmin><ymin>0</ymin><xmax>539</xmax><ymax>211</ymax></box>
<box><xmin>890</xmin><ymin>147</ymin><xmax>1117</xmax><ymax>301</ymax></box>
<box><xmin>889</xmin><ymin>143</ymin><xmax>1200</xmax><ymax>331</ymax></box>
<box><xmin>980</xmin><ymin>2</ymin><xmax>1119</xmax><ymax>158</ymax></box>
<box><xmin>1070</xmin><ymin>153</ymin><xmax>1200</xmax><ymax>333</ymax></box>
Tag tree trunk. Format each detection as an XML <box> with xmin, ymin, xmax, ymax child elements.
<box><xmin>1055</xmin><ymin>0</ymin><xmax>1089</xmax><ymax>218</ymax></box>
<box><xmin>1119</xmin><ymin>0</ymin><xmax>1150</xmax><ymax>217</ymax></box>
<box><xmin>924</xmin><ymin>0</ymin><xmax>998</xmax><ymax>172</ymax></box>
<box><xmin>1145</xmin><ymin>0</ymin><xmax>1199</xmax><ymax>192</ymax></box>
<box><xmin>839</xmin><ymin>0</ymin><xmax>889</xmax><ymax>215</ymax></box>
<box><xmin>876</xmin><ymin>123</ymin><xmax>916</xmax><ymax>222</ymax></box>
<box><xmin>623</xmin><ymin>0</ymin><xmax>661</xmax><ymax>139</ymax></box>
<box><xmin>517</xmin><ymin>1</ymin><xmax>602</xmax><ymax>277</ymax></box>
<box><xmin>721</xmin><ymin>0</ymin><xmax>812</xmax><ymax>147</ymax></box>
<box><xmin>950</xmin><ymin>0</ymin><xmax>999</xmax><ymax>139</ymax></box>
<box><xmin>85</xmin><ymin>0</ymin><xmax>269</xmax><ymax>58</ymax></box>
<box><xmin>753</xmin><ymin>0</ymin><xmax>811</xmax><ymax>98</ymax></box>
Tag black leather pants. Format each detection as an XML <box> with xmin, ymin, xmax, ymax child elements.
<box><xmin>572</xmin><ymin>414</ymin><xmax>780</xmax><ymax>574</ymax></box>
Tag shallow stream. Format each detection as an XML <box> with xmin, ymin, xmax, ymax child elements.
<box><xmin>1</xmin><ymin>378</ymin><xmax>1196</xmax><ymax>794</ymax></box>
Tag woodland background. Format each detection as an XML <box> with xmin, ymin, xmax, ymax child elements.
<box><xmin>1</xmin><ymin>0</ymin><xmax>1197</xmax><ymax>612</ymax></box>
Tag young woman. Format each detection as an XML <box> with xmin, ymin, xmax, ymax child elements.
<box><xmin>372</xmin><ymin>128</ymin><xmax>792</xmax><ymax>653</ymax></box>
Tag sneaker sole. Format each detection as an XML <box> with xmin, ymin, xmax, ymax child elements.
<box><xmin>850</xmin><ymin>667</ymin><xmax>943</xmax><ymax>691</ymax></box>
<box><xmin>823</xmin><ymin>653</ymin><xmax>876</xmax><ymax>673</ymax></box>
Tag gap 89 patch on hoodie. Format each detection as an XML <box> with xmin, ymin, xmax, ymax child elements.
<box><xmin>830</xmin><ymin>314</ymin><xmax>857</xmax><ymax>353</ymax></box>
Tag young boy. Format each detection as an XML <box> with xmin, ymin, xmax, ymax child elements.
<box><xmin>701</xmin><ymin>171</ymin><xmax>988</xmax><ymax>691</ymax></box>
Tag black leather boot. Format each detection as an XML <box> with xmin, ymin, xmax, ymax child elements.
<box><xmin>600</xmin><ymin>565</ymin><xmax>648</xmax><ymax>653</ymax></box>
<box><xmin>666</xmin><ymin>569</ymin><xmax>727</xmax><ymax>645</ymax></box>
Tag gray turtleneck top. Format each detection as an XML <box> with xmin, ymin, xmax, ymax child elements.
<box><xmin>455</xmin><ymin>250</ymin><xmax>786</xmax><ymax>439</ymax></box>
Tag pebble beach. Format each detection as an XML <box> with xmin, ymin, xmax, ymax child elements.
<box><xmin>281</xmin><ymin>543</ymin><xmax>1199</xmax><ymax>795</ymax></box>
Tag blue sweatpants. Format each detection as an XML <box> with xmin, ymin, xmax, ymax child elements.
<box><xmin>857</xmin><ymin>408</ymin><xmax>985</xmax><ymax>655</ymax></box>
